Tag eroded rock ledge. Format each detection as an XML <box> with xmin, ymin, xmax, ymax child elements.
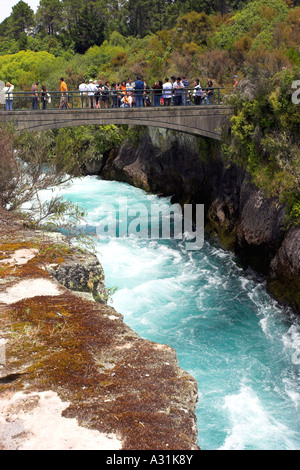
<box><xmin>0</xmin><ymin>209</ymin><xmax>199</xmax><ymax>450</ymax></box>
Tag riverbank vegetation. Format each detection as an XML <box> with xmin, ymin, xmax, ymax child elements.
<box><xmin>0</xmin><ymin>0</ymin><xmax>299</xmax><ymax>225</ymax></box>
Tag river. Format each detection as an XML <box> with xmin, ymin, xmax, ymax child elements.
<box><xmin>43</xmin><ymin>175</ymin><xmax>300</xmax><ymax>450</ymax></box>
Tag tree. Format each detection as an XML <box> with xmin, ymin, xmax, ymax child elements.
<box><xmin>176</xmin><ymin>11</ymin><xmax>214</xmax><ymax>45</ymax></box>
<box><xmin>0</xmin><ymin>125</ymin><xmax>71</xmax><ymax>211</ymax></box>
<box><xmin>8</xmin><ymin>1</ymin><xmax>35</xmax><ymax>39</ymax></box>
<box><xmin>36</xmin><ymin>0</ymin><xmax>63</xmax><ymax>36</ymax></box>
<box><xmin>71</xmin><ymin>4</ymin><xmax>105</xmax><ymax>54</ymax></box>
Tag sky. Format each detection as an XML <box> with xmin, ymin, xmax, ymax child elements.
<box><xmin>0</xmin><ymin>0</ymin><xmax>41</xmax><ymax>24</ymax></box>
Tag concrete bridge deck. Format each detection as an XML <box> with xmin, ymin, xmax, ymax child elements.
<box><xmin>0</xmin><ymin>106</ymin><xmax>232</xmax><ymax>140</ymax></box>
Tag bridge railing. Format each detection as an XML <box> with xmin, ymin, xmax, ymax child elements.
<box><xmin>2</xmin><ymin>87</ymin><xmax>224</xmax><ymax>111</ymax></box>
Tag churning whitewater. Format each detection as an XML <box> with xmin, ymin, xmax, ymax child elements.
<box><xmin>43</xmin><ymin>176</ymin><xmax>300</xmax><ymax>450</ymax></box>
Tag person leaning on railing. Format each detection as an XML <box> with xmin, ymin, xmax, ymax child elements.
<box><xmin>3</xmin><ymin>82</ymin><xmax>14</xmax><ymax>110</ymax></box>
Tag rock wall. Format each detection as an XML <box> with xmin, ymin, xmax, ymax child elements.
<box><xmin>100</xmin><ymin>127</ymin><xmax>300</xmax><ymax>314</ymax></box>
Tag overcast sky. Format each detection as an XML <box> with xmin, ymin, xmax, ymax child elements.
<box><xmin>0</xmin><ymin>0</ymin><xmax>40</xmax><ymax>24</ymax></box>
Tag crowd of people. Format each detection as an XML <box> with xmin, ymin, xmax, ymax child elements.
<box><xmin>2</xmin><ymin>75</ymin><xmax>220</xmax><ymax>111</ymax></box>
<box><xmin>77</xmin><ymin>76</ymin><xmax>215</xmax><ymax>109</ymax></box>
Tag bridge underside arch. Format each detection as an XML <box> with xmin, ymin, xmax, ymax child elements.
<box><xmin>0</xmin><ymin>106</ymin><xmax>232</xmax><ymax>141</ymax></box>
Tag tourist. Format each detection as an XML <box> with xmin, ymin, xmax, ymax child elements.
<box><xmin>95</xmin><ymin>80</ymin><xmax>102</xmax><ymax>108</ymax></box>
<box><xmin>162</xmin><ymin>78</ymin><xmax>172</xmax><ymax>106</ymax></box>
<box><xmin>205</xmin><ymin>80</ymin><xmax>214</xmax><ymax>105</ymax></box>
<box><xmin>31</xmin><ymin>81</ymin><xmax>39</xmax><ymax>110</ymax></box>
<box><xmin>181</xmin><ymin>76</ymin><xmax>189</xmax><ymax>106</ymax></box>
<box><xmin>79</xmin><ymin>79</ymin><xmax>88</xmax><ymax>108</ymax></box>
<box><xmin>152</xmin><ymin>81</ymin><xmax>162</xmax><ymax>107</ymax></box>
<box><xmin>87</xmin><ymin>79</ymin><xmax>97</xmax><ymax>108</ymax></box>
<box><xmin>143</xmin><ymin>80</ymin><xmax>151</xmax><ymax>107</ymax></box>
<box><xmin>59</xmin><ymin>77</ymin><xmax>70</xmax><ymax>110</ymax></box>
<box><xmin>110</xmin><ymin>83</ymin><xmax>118</xmax><ymax>108</ymax></box>
<box><xmin>126</xmin><ymin>78</ymin><xmax>134</xmax><ymax>94</ymax></box>
<box><xmin>173</xmin><ymin>77</ymin><xmax>184</xmax><ymax>106</ymax></box>
<box><xmin>134</xmin><ymin>76</ymin><xmax>144</xmax><ymax>108</ymax></box>
<box><xmin>186</xmin><ymin>90</ymin><xmax>192</xmax><ymax>106</ymax></box>
<box><xmin>120</xmin><ymin>91</ymin><xmax>131</xmax><ymax>108</ymax></box>
<box><xmin>170</xmin><ymin>76</ymin><xmax>176</xmax><ymax>104</ymax></box>
<box><xmin>193</xmin><ymin>79</ymin><xmax>203</xmax><ymax>105</ymax></box>
<box><xmin>101</xmin><ymin>81</ymin><xmax>110</xmax><ymax>109</ymax></box>
<box><xmin>116</xmin><ymin>83</ymin><xmax>122</xmax><ymax>107</ymax></box>
<box><xmin>41</xmin><ymin>85</ymin><xmax>48</xmax><ymax>110</ymax></box>
<box><xmin>3</xmin><ymin>82</ymin><xmax>14</xmax><ymax>110</ymax></box>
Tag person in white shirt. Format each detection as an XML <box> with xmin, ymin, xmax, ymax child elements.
<box><xmin>173</xmin><ymin>77</ymin><xmax>184</xmax><ymax>106</ymax></box>
<box><xmin>79</xmin><ymin>79</ymin><xmax>88</xmax><ymax>108</ymax></box>
<box><xmin>3</xmin><ymin>82</ymin><xmax>14</xmax><ymax>110</ymax></box>
<box><xmin>162</xmin><ymin>78</ymin><xmax>173</xmax><ymax>106</ymax></box>
<box><xmin>126</xmin><ymin>78</ymin><xmax>134</xmax><ymax>94</ymax></box>
<box><xmin>87</xmin><ymin>79</ymin><xmax>97</xmax><ymax>109</ymax></box>
<box><xmin>193</xmin><ymin>78</ymin><xmax>203</xmax><ymax>105</ymax></box>
<box><xmin>120</xmin><ymin>92</ymin><xmax>132</xmax><ymax>108</ymax></box>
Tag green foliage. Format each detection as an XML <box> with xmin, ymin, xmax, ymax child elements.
<box><xmin>54</xmin><ymin>125</ymin><xmax>128</xmax><ymax>175</ymax></box>
<box><xmin>224</xmin><ymin>65</ymin><xmax>300</xmax><ymax>226</ymax></box>
<box><xmin>212</xmin><ymin>0</ymin><xmax>289</xmax><ymax>50</ymax></box>
<box><xmin>0</xmin><ymin>0</ymin><xmax>299</xmax><ymax>228</ymax></box>
<box><xmin>42</xmin><ymin>199</ymin><xmax>98</xmax><ymax>253</ymax></box>
<box><xmin>0</xmin><ymin>50</ymin><xmax>59</xmax><ymax>89</ymax></box>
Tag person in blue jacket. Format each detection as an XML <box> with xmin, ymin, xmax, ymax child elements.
<box><xmin>134</xmin><ymin>76</ymin><xmax>144</xmax><ymax>107</ymax></box>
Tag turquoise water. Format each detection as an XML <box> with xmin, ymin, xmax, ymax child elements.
<box><xmin>46</xmin><ymin>176</ymin><xmax>300</xmax><ymax>450</ymax></box>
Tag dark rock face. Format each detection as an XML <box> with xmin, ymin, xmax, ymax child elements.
<box><xmin>101</xmin><ymin>127</ymin><xmax>300</xmax><ymax>314</ymax></box>
<box><xmin>102</xmin><ymin>129</ymin><xmax>220</xmax><ymax>207</ymax></box>
<box><xmin>235</xmin><ymin>178</ymin><xmax>286</xmax><ymax>273</ymax></box>
<box><xmin>268</xmin><ymin>226</ymin><xmax>300</xmax><ymax>312</ymax></box>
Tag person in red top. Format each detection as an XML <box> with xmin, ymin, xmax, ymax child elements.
<box><xmin>59</xmin><ymin>77</ymin><xmax>71</xmax><ymax>109</ymax></box>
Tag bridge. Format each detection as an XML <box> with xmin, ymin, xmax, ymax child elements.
<box><xmin>0</xmin><ymin>106</ymin><xmax>232</xmax><ymax>141</ymax></box>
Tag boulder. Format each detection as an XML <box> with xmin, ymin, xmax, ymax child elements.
<box><xmin>47</xmin><ymin>249</ymin><xmax>107</xmax><ymax>303</ymax></box>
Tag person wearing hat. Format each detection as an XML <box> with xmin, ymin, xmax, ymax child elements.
<box><xmin>233</xmin><ymin>75</ymin><xmax>238</xmax><ymax>88</ymax></box>
<box><xmin>3</xmin><ymin>82</ymin><xmax>14</xmax><ymax>110</ymax></box>
<box><xmin>87</xmin><ymin>79</ymin><xmax>97</xmax><ymax>108</ymax></box>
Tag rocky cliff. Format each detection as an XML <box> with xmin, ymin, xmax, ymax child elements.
<box><xmin>0</xmin><ymin>208</ymin><xmax>199</xmax><ymax>450</ymax></box>
<box><xmin>100</xmin><ymin>127</ymin><xmax>300</xmax><ymax>314</ymax></box>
